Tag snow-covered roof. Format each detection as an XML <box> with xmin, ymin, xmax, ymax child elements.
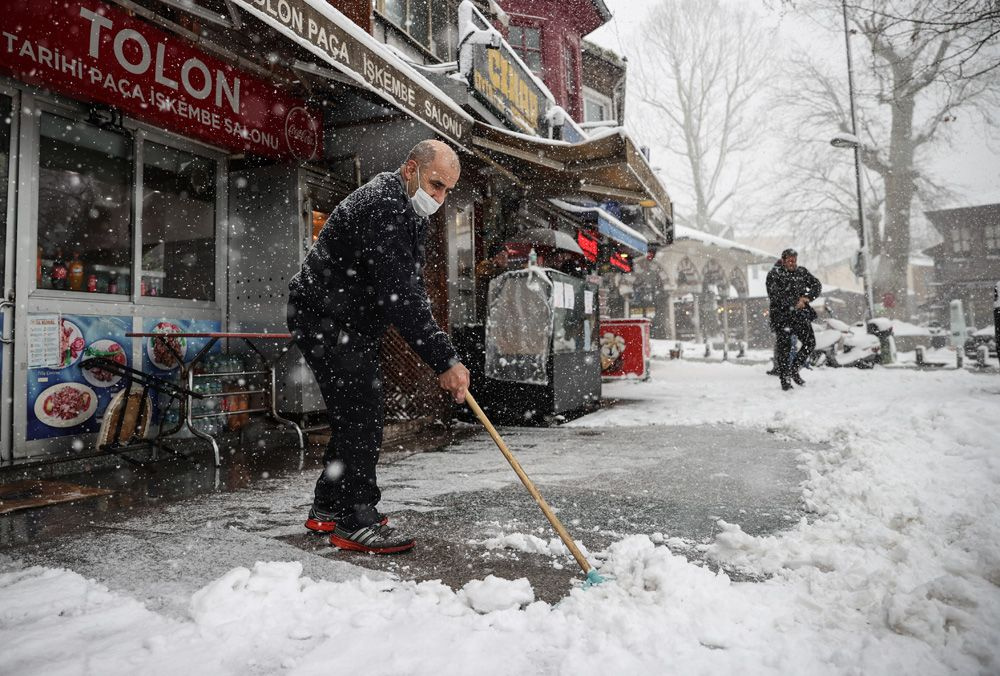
<box><xmin>673</xmin><ymin>225</ymin><xmax>778</xmax><ymax>264</ymax></box>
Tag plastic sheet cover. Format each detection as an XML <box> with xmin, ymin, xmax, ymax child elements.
<box><xmin>485</xmin><ymin>268</ymin><xmax>553</xmax><ymax>385</ymax></box>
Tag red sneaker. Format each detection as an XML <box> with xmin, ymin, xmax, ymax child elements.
<box><xmin>329</xmin><ymin>523</ymin><xmax>415</xmax><ymax>554</ymax></box>
<box><xmin>305</xmin><ymin>509</ymin><xmax>388</xmax><ymax>534</ymax></box>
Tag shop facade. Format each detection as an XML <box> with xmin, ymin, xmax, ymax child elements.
<box><xmin>0</xmin><ymin>0</ymin><xmax>327</xmax><ymax>463</ymax></box>
<box><xmin>0</xmin><ymin>0</ymin><xmax>674</xmax><ymax>464</ymax></box>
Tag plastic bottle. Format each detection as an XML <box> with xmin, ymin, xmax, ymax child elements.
<box><xmin>50</xmin><ymin>248</ymin><xmax>68</xmax><ymax>290</ymax></box>
<box><xmin>107</xmin><ymin>272</ymin><xmax>118</xmax><ymax>295</ymax></box>
<box><xmin>528</xmin><ymin>247</ymin><xmax>538</xmax><ymax>267</ymax></box>
<box><xmin>68</xmin><ymin>252</ymin><xmax>84</xmax><ymax>291</ymax></box>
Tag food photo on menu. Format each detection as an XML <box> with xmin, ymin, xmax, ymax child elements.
<box><xmin>147</xmin><ymin>321</ymin><xmax>186</xmax><ymax>371</ymax></box>
<box><xmin>26</xmin><ymin>315</ymin><xmax>132</xmax><ymax>441</ymax></box>
<box><xmin>141</xmin><ymin>318</ymin><xmax>221</xmax><ymax>375</ymax></box>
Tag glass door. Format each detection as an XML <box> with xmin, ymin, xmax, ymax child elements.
<box><xmin>0</xmin><ymin>92</ymin><xmax>16</xmax><ymax>462</ymax></box>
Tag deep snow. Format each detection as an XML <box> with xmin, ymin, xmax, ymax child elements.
<box><xmin>2</xmin><ymin>358</ymin><xmax>998</xmax><ymax>675</ymax></box>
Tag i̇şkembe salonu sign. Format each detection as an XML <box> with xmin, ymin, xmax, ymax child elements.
<box><xmin>234</xmin><ymin>0</ymin><xmax>469</xmax><ymax>144</ymax></box>
<box><xmin>0</xmin><ymin>0</ymin><xmax>322</xmax><ymax>160</ymax></box>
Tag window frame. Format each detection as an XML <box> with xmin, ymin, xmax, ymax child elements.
<box><xmin>375</xmin><ymin>0</ymin><xmax>438</xmax><ymax>53</ymax></box>
<box><xmin>951</xmin><ymin>225</ymin><xmax>972</xmax><ymax>254</ymax></box>
<box><xmin>508</xmin><ymin>22</ymin><xmax>545</xmax><ymax>77</ymax></box>
<box><xmin>582</xmin><ymin>86</ymin><xmax>615</xmax><ymax>123</ymax></box>
<box><xmin>137</xmin><ymin>135</ymin><xmax>223</xmax><ymax>304</ymax></box>
<box><xmin>985</xmin><ymin>222</ymin><xmax>1000</xmax><ymax>252</ymax></box>
<box><xmin>27</xmin><ymin>95</ymin><xmax>227</xmax><ymax>311</ymax></box>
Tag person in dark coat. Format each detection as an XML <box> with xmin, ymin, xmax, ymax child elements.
<box><xmin>766</xmin><ymin>248</ymin><xmax>822</xmax><ymax>390</ymax></box>
<box><xmin>287</xmin><ymin>139</ymin><xmax>470</xmax><ymax>554</ymax></box>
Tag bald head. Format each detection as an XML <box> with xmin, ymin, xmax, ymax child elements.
<box><xmin>407</xmin><ymin>139</ymin><xmax>460</xmax><ymax>172</ymax></box>
<box><xmin>401</xmin><ymin>139</ymin><xmax>461</xmax><ymax>205</ymax></box>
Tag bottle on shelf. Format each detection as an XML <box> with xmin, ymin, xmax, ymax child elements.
<box><xmin>86</xmin><ymin>274</ymin><xmax>98</xmax><ymax>293</ymax></box>
<box><xmin>68</xmin><ymin>251</ymin><xmax>84</xmax><ymax>291</ymax></box>
<box><xmin>50</xmin><ymin>248</ymin><xmax>68</xmax><ymax>290</ymax></box>
<box><xmin>107</xmin><ymin>272</ymin><xmax>118</xmax><ymax>295</ymax></box>
<box><xmin>528</xmin><ymin>247</ymin><xmax>538</xmax><ymax>267</ymax></box>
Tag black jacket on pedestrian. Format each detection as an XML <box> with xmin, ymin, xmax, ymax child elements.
<box><xmin>765</xmin><ymin>260</ymin><xmax>822</xmax><ymax>329</ymax></box>
<box><xmin>288</xmin><ymin>171</ymin><xmax>459</xmax><ymax>374</ymax></box>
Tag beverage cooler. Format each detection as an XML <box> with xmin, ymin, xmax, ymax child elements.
<box><xmin>455</xmin><ymin>268</ymin><xmax>601</xmax><ymax>422</ymax></box>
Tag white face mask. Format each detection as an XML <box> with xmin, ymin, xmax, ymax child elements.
<box><xmin>410</xmin><ymin>166</ymin><xmax>441</xmax><ymax>218</ymax></box>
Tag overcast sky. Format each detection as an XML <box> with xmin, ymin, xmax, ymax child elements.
<box><xmin>587</xmin><ymin>0</ymin><xmax>1000</xmax><ymax>221</ymax></box>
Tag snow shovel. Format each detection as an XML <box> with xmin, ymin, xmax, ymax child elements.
<box><xmin>465</xmin><ymin>392</ymin><xmax>605</xmax><ymax>586</ymax></box>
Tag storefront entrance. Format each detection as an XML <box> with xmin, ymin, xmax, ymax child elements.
<box><xmin>0</xmin><ymin>88</ymin><xmax>228</xmax><ymax>463</ymax></box>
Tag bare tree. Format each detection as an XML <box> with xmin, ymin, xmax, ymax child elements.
<box><xmin>772</xmin><ymin>0</ymin><xmax>999</xmax><ymax>316</ymax></box>
<box><xmin>847</xmin><ymin>0</ymin><xmax>1000</xmax><ymax>77</ymax></box>
<box><xmin>625</xmin><ymin>0</ymin><xmax>776</xmax><ymax>236</ymax></box>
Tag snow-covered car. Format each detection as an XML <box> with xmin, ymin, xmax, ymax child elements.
<box><xmin>964</xmin><ymin>327</ymin><xmax>997</xmax><ymax>359</ymax></box>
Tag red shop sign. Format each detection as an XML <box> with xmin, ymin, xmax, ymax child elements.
<box><xmin>577</xmin><ymin>229</ymin><xmax>599</xmax><ymax>262</ymax></box>
<box><xmin>609</xmin><ymin>252</ymin><xmax>632</xmax><ymax>273</ymax></box>
<box><xmin>0</xmin><ymin>0</ymin><xmax>321</xmax><ymax>160</ymax></box>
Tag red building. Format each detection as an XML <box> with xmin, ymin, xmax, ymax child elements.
<box><xmin>500</xmin><ymin>0</ymin><xmax>611</xmax><ymax>121</ymax></box>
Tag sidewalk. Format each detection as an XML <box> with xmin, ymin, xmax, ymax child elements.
<box><xmin>0</xmin><ymin>404</ymin><xmax>814</xmax><ymax>608</ymax></box>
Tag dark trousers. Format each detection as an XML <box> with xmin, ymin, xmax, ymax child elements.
<box><xmin>288</xmin><ymin>301</ymin><xmax>384</xmax><ymax>528</ymax></box>
<box><xmin>774</xmin><ymin>318</ymin><xmax>815</xmax><ymax>378</ymax></box>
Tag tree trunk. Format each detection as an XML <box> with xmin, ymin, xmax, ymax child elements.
<box><xmin>878</xmin><ymin>96</ymin><xmax>916</xmax><ymax>319</ymax></box>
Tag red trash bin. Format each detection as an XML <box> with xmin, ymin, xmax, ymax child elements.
<box><xmin>599</xmin><ymin>318</ymin><xmax>651</xmax><ymax>380</ymax></box>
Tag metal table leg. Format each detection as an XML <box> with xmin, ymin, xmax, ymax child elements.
<box><xmin>242</xmin><ymin>337</ymin><xmax>305</xmax><ymax>452</ymax></box>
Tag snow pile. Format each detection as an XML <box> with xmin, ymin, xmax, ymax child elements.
<box><xmin>2</xmin><ymin>361</ymin><xmax>998</xmax><ymax>674</ymax></box>
<box><xmin>576</xmin><ymin>361</ymin><xmax>1000</xmax><ymax>671</ymax></box>
<box><xmin>476</xmin><ymin>532</ymin><xmax>573</xmax><ymax>557</ymax></box>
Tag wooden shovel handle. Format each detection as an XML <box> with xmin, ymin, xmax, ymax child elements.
<box><xmin>465</xmin><ymin>392</ymin><xmax>592</xmax><ymax>576</ymax></box>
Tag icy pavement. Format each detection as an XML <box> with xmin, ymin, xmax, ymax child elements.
<box><xmin>2</xmin><ymin>359</ymin><xmax>999</xmax><ymax>675</ymax></box>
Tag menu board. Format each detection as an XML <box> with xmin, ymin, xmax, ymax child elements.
<box><xmin>27</xmin><ymin>315</ymin><xmax>61</xmax><ymax>368</ymax></box>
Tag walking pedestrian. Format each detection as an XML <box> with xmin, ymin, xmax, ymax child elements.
<box><xmin>766</xmin><ymin>248</ymin><xmax>822</xmax><ymax>391</ymax></box>
<box><xmin>287</xmin><ymin>139</ymin><xmax>470</xmax><ymax>554</ymax></box>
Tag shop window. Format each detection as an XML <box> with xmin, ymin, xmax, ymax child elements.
<box><xmin>509</xmin><ymin>24</ymin><xmax>543</xmax><ymax>75</ymax></box>
<box><xmin>448</xmin><ymin>202</ymin><xmax>475</xmax><ymax>326</ymax></box>
<box><xmin>37</xmin><ymin>114</ymin><xmax>132</xmax><ymax>295</ymax></box>
<box><xmin>985</xmin><ymin>222</ymin><xmax>1000</xmax><ymax>252</ymax></box>
<box><xmin>141</xmin><ymin>142</ymin><xmax>216</xmax><ymax>300</ymax></box>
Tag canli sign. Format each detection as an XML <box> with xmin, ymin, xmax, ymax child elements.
<box><xmin>0</xmin><ymin>0</ymin><xmax>321</xmax><ymax>160</ymax></box>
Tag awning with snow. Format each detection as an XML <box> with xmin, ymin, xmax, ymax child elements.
<box><xmin>231</xmin><ymin>0</ymin><xmax>672</xmax><ymax>223</ymax></box>
<box><xmin>471</xmin><ymin>123</ymin><xmax>673</xmax><ymax>219</ymax></box>
<box><xmin>232</xmin><ymin>0</ymin><xmax>473</xmax><ymax>145</ymax></box>
<box><xmin>548</xmin><ymin>199</ymin><xmax>649</xmax><ymax>255</ymax></box>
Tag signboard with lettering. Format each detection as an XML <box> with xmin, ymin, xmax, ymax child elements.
<box><xmin>234</xmin><ymin>0</ymin><xmax>470</xmax><ymax>144</ymax></box>
<box><xmin>470</xmin><ymin>44</ymin><xmax>547</xmax><ymax>135</ymax></box>
<box><xmin>0</xmin><ymin>0</ymin><xmax>321</xmax><ymax>160</ymax></box>
<box><xmin>462</xmin><ymin>6</ymin><xmax>548</xmax><ymax>135</ymax></box>
<box><xmin>577</xmin><ymin>229</ymin><xmax>599</xmax><ymax>262</ymax></box>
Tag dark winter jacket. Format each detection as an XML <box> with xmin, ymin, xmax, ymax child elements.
<box><xmin>765</xmin><ymin>260</ymin><xmax>822</xmax><ymax>329</ymax></box>
<box><xmin>288</xmin><ymin>171</ymin><xmax>459</xmax><ymax>375</ymax></box>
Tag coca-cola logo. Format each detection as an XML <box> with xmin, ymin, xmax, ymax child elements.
<box><xmin>285</xmin><ymin>107</ymin><xmax>320</xmax><ymax>161</ymax></box>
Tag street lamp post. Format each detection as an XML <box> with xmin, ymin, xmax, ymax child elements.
<box><xmin>830</xmin><ymin>0</ymin><xmax>876</xmax><ymax>320</ymax></box>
